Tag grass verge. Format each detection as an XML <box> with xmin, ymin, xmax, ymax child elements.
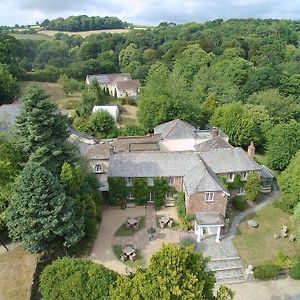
<box><xmin>114</xmin><ymin>216</ymin><xmax>145</xmax><ymax>237</ymax></box>
<box><xmin>112</xmin><ymin>245</ymin><xmax>145</xmax><ymax>268</ymax></box>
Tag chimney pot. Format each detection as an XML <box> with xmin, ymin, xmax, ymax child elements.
<box><xmin>248</xmin><ymin>141</ymin><xmax>255</xmax><ymax>159</ymax></box>
<box><xmin>212</xmin><ymin>127</ymin><xmax>219</xmax><ymax>138</ymax></box>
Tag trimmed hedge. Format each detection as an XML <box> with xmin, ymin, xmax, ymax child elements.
<box><xmin>253</xmin><ymin>264</ymin><xmax>281</xmax><ymax>279</ymax></box>
<box><xmin>232</xmin><ymin>196</ymin><xmax>248</xmax><ymax>211</ymax></box>
<box><xmin>176</xmin><ymin>192</ymin><xmax>194</xmax><ymax>230</ymax></box>
<box><xmin>289</xmin><ymin>262</ymin><xmax>300</xmax><ymax>280</ymax></box>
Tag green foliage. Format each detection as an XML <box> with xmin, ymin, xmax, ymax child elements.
<box><xmin>130</xmin><ymin>178</ymin><xmax>149</xmax><ymax>205</ymax></box>
<box><xmin>266</xmin><ymin>120</ymin><xmax>300</xmax><ymax>171</ymax></box>
<box><xmin>210</xmin><ymin>102</ymin><xmax>270</xmax><ymax>148</ymax></box>
<box><xmin>277</xmin><ymin>150</ymin><xmax>300</xmax><ymax>212</ymax></box>
<box><xmin>42</xmin><ymin>15</ymin><xmax>129</xmax><ymax>31</ymax></box>
<box><xmin>276</xmin><ymin>252</ymin><xmax>297</xmax><ymax>269</ymax></box>
<box><xmin>176</xmin><ymin>192</ymin><xmax>194</xmax><ymax>230</ymax></box>
<box><xmin>7</xmin><ymin>162</ymin><xmax>85</xmax><ymax>252</ymax></box>
<box><xmin>110</xmin><ymin>243</ymin><xmax>228</xmax><ymax>300</ymax></box>
<box><xmin>152</xmin><ymin>177</ymin><xmax>175</xmax><ymax>208</ymax></box>
<box><xmin>0</xmin><ymin>64</ymin><xmax>19</xmax><ymax>105</ymax></box>
<box><xmin>120</xmin><ymin>123</ymin><xmax>147</xmax><ymax>136</ymax></box>
<box><xmin>40</xmin><ymin>257</ymin><xmax>119</xmax><ymax>300</ymax></box>
<box><xmin>0</xmin><ymin>135</ymin><xmax>23</xmax><ymax>229</ymax></box>
<box><xmin>57</xmin><ymin>74</ymin><xmax>84</xmax><ymax>94</ymax></box>
<box><xmin>245</xmin><ymin>172</ymin><xmax>261</xmax><ymax>202</ymax></box>
<box><xmin>289</xmin><ymin>261</ymin><xmax>300</xmax><ymax>280</ymax></box>
<box><xmin>216</xmin><ymin>285</ymin><xmax>235</xmax><ymax>300</ymax></box>
<box><xmin>253</xmin><ymin>264</ymin><xmax>281</xmax><ymax>279</ymax></box>
<box><xmin>16</xmin><ymin>85</ymin><xmax>77</xmax><ymax>174</ymax></box>
<box><xmin>291</xmin><ymin>203</ymin><xmax>300</xmax><ymax>242</ymax></box>
<box><xmin>108</xmin><ymin>177</ymin><xmax>128</xmax><ymax>206</ymax></box>
<box><xmin>88</xmin><ymin>110</ymin><xmax>117</xmax><ymax>138</ymax></box>
<box><xmin>232</xmin><ymin>196</ymin><xmax>248</xmax><ymax>211</ymax></box>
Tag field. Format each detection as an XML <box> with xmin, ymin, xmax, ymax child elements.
<box><xmin>0</xmin><ymin>247</ymin><xmax>39</xmax><ymax>300</ymax></box>
<box><xmin>20</xmin><ymin>81</ymin><xmax>82</xmax><ymax>111</ymax></box>
<box><xmin>233</xmin><ymin>206</ymin><xmax>300</xmax><ymax>266</ymax></box>
<box><xmin>12</xmin><ymin>32</ymin><xmax>52</xmax><ymax>40</ymax></box>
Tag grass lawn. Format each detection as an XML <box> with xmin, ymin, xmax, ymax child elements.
<box><xmin>118</xmin><ymin>104</ymin><xmax>139</xmax><ymax>127</ymax></box>
<box><xmin>233</xmin><ymin>205</ymin><xmax>300</xmax><ymax>266</ymax></box>
<box><xmin>20</xmin><ymin>81</ymin><xmax>82</xmax><ymax>111</ymax></box>
<box><xmin>112</xmin><ymin>244</ymin><xmax>145</xmax><ymax>268</ymax></box>
<box><xmin>0</xmin><ymin>247</ymin><xmax>39</xmax><ymax>300</ymax></box>
<box><xmin>114</xmin><ymin>216</ymin><xmax>145</xmax><ymax>237</ymax></box>
<box><xmin>12</xmin><ymin>33</ymin><xmax>52</xmax><ymax>40</ymax></box>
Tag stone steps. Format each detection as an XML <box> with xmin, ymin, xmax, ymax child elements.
<box><xmin>207</xmin><ymin>257</ymin><xmax>246</xmax><ymax>285</ymax></box>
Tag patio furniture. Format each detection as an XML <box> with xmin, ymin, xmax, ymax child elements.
<box><xmin>280</xmin><ymin>231</ymin><xmax>288</xmax><ymax>238</ymax></box>
<box><xmin>120</xmin><ymin>253</ymin><xmax>129</xmax><ymax>261</ymax></box>
<box><xmin>159</xmin><ymin>216</ymin><xmax>170</xmax><ymax>228</ymax></box>
<box><xmin>122</xmin><ymin>245</ymin><xmax>135</xmax><ymax>257</ymax></box>
<box><xmin>289</xmin><ymin>234</ymin><xmax>296</xmax><ymax>242</ymax></box>
<box><xmin>168</xmin><ymin>219</ymin><xmax>174</xmax><ymax>227</ymax></box>
<box><xmin>133</xmin><ymin>224</ymin><xmax>139</xmax><ymax>231</ymax></box>
<box><xmin>281</xmin><ymin>225</ymin><xmax>288</xmax><ymax>233</ymax></box>
<box><xmin>274</xmin><ymin>232</ymin><xmax>280</xmax><ymax>239</ymax></box>
<box><xmin>247</xmin><ymin>219</ymin><xmax>258</xmax><ymax>228</ymax></box>
<box><xmin>129</xmin><ymin>252</ymin><xmax>136</xmax><ymax>261</ymax></box>
<box><xmin>127</xmin><ymin>218</ymin><xmax>138</xmax><ymax>227</ymax></box>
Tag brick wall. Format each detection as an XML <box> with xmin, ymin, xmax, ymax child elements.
<box><xmin>173</xmin><ymin>176</ymin><xmax>183</xmax><ymax>192</ymax></box>
<box><xmin>185</xmin><ymin>191</ymin><xmax>228</xmax><ymax>216</ymax></box>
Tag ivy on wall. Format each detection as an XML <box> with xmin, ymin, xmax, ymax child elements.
<box><xmin>107</xmin><ymin>177</ymin><xmax>175</xmax><ymax>208</ymax></box>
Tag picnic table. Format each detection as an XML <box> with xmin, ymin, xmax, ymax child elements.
<box><xmin>159</xmin><ymin>216</ymin><xmax>173</xmax><ymax>228</ymax></box>
<box><xmin>121</xmin><ymin>245</ymin><xmax>136</xmax><ymax>261</ymax></box>
<box><xmin>127</xmin><ymin>218</ymin><xmax>138</xmax><ymax>227</ymax></box>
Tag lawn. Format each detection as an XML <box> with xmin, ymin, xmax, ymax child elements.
<box><xmin>118</xmin><ymin>104</ymin><xmax>139</xmax><ymax>127</ymax></box>
<box><xmin>20</xmin><ymin>81</ymin><xmax>82</xmax><ymax>111</ymax></box>
<box><xmin>233</xmin><ymin>205</ymin><xmax>300</xmax><ymax>266</ymax></box>
<box><xmin>42</xmin><ymin>29</ymin><xmax>131</xmax><ymax>38</ymax></box>
<box><xmin>112</xmin><ymin>245</ymin><xmax>145</xmax><ymax>268</ymax></box>
<box><xmin>0</xmin><ymin>247</ymin><xmax>39</xmax><ymax>300</ymax></box>
<box><xmin>114</xmin><ymin>216</ymin><xmax>145</xmax><ymax>237</ymax></box>
<box><xmin>12</xmin><ymin>33</ymin><xmax>52</xmax><ymax>40</ymax></box>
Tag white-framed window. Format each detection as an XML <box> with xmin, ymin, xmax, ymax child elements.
<box><xmin>93</xmin><ymin>164</ymin><xmax>103</xmax><ymax>173</ymax></box>
<box><xmin>238</xmin><ymin>187</ymin><xmax>246</xmax><ymax>195</ymax></box>
<box><xmin>148</xmin><ymin>192</ymin><xmax>154</xmax><ymax>202</ymax></box>
<box><xmin>126</xmin><ymin>177</ymin><xmax>133</xmax><ymax>186</ymax></box>
<box><xmin>148</xmin><ymin>177</ymin><xmax>154</xmax><ymax>186</ymax></box>
<box><xmin>165</xmin><ymin>192</ymin><xmax>174</xmax><ymax>199</ymax></box>
<box><xmin>128</xmin><ymin>192</ymin><xmax>134</xmax><ymax>200</ymax></box>
<box><xmin>205</xmin><ymin>192</ymin><xmax>214</xmax><ymax>202</ymax></box>
<box><xmin>227</xmin><ymin>173</ymin><xmax>235</xmax><ymax>182</ymax></box>
<box><xmin>241</xmin><ymin>172</ymin><xmax>248</xmax><ymax>181</ymax></box>
<box><xmin>168</xmin><ymin>176</ymin><xmax>175</xmax><ymax>185</ymax></box>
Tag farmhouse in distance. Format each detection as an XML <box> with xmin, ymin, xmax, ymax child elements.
<box><xmin>86</xmin><ymin>73</ymin><xmax>141</xmax><ymax>99</ymax></box>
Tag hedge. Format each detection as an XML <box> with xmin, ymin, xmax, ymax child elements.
<box><xmin>176</xmin><ymin>192</ymin><xmax>194</xmax><ymax>230</ymax></box>
<box><xmin>289</xmin><ymin>262</ymin><xmax>300</xmax><ymax>280</ymax></box>
<box><xmin>253</xmin><ymin>264</ymin><xmax>281</xmax><ymax>279</ymax></box>
<box><xmin>232</xmin><ymin>196</ymin><xmax>248</xmax><ymax>211</ymax></box>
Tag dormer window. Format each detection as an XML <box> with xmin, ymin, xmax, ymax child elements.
<box><xmin>168</xmin><ymin>176</ymin><xmax>175</xmax><ymax>185</ymax></box>
<box><xmin>93</xmin><ymin>164</ymin><xmax>103</xmax><ymax>174</ymax></box>
<box><xmin>241</xmin><ymin>172</ymin><xmax>248</xmax><ymax>181</ymax></box>
<box><xmin>227</xmin><ymin>173</ymin><xmax>235</xmax><ymax>182</ymax></box>
<box><xmin>126</xmin><ymin>177</ymin><xmax>133</xmax><ymax>186</ymax></box>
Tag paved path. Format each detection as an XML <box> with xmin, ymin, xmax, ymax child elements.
<box><xmin>225</xmin><ymin>186</ymin><xmax>280</xmax><ymax>239</ymax></box>
<box><xmin>227</xmin><ymin>277</ymin><xmax>300</xmax><ymax>300</ymax></box>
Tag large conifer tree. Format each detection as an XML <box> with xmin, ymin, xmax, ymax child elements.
<box><xmin>7</xmin><ymin>162</ymin><xmax>84</xmax><ymax>252</ymax></box>
<box><xmin>15</xmin><ymin>85</ymin><xmax>76</xmax><ymax>173</ymax></box>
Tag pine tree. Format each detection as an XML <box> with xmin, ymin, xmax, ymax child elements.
<box><xmin>6</xmin><ymin>162</ymin><xmax>85</xmax><ymax>253</ymax></box>
<box><xmin>15</xmin><ymin>85</ymin><xmax>76</xmax><ymax>174</ymax></box>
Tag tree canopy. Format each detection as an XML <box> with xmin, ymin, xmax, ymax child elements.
<box><xmin>6</xmin><ymin>162</ymin><xmax>85</xmax><ymax>252</ymax></box>
<box><xmin>15</xmin><ymin>85</ymin><xmax>77</xmax><ymax>174</ymax></box>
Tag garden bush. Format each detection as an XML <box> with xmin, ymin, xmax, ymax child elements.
<box><xmin>276</xmin><ymin>252</ymin><xmax>297</xmax><ymax>269</ymax></box>
<box><xmin>176</xmin><ymin>192</ymin><xmax>193</xmax><ymax>230</ymax></box>
<box><xmin>253</xmin><ymin>264</ymin><xmax>281</xmax><ymax>279</ymax></box>
<box><xmin>232</xmin><ymin>196</ymin><xmax>248</xmax><ymax>211</ymax></box>
<box><xmin>40</xmin><ymin>257</ymin><xmax>118</xmax><ymax>300</ymax></box>
<box><xmin>289</xmin><ymin>261</ymin><xmax>300</xmax><ymax>280</ymax></box>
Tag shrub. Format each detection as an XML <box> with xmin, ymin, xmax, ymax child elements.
<box><xmin>232</xmin><ymin>196</ymin><xmax>248</xmax><ymax>211</ymax></box>
<box><xmin>121</xmin><ymin>97</ymin><xmax>136</xmax><ymax>105</ymax></box>
<box><xmin>40</xmin><ymin>258</ymin><xmax>119</xmax><ymax>300</ymax></box>
<box><xmin>253</xmin><ymin>264</ymin><xmax>281</xmax><ymax>279</ymax></box>
<box><xmin>276</xmin><ymin>252</ymin><xmax>297</xmax><ymax>269</ymax></box>
<box><xmin>85</xmin><ymin>218</ymin><xmax>97</xmax><ymax>240</ymax></box>
<box><xmin>289</xmin><ymin>262</ymin><xmax>300</xmax><ymax>280</ymax></box>
<box><xmin>180</xmin><ymin>237</ymin><xmax>195</xmax><ymax>247</ymax></box>
<box><xmin>176</xmin><ymin>192</ymin><xmax>193</xmax><ymax>230</ymax></box>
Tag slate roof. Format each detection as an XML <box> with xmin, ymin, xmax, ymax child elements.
<box><xmin>86</xmin><ymin>73</ymin><xmax>132</xmax><ymax>85</ymax></box>
<box><xmin>116</xmin><ymin>79</ymin><xmax>141</xmax><ymax>90</ymax></box>
<box><xmin>195</xmin><ymin>212</ymin><xmax>225</xmax><ymax>226</ymax></box>
<box><xmin>260</xmin><ymin>165</ymin><xmax>274</xmax><ymax>179</ymax></box>
<box><xmin>108</xmin><ymin>152</ymin><xmax>227</xmax><ymax>195</ymax></box>
<box><xmin>154</xmin><ymin>119</ymin><xmax>196</xmax><ymax>139</ymax></box>
<box><xmin>86</xmin><ymin>143</ymin><xmax>111</xmax><ymax>160</ymax></box>
<box><xmin>194</xmin><ymin>137</ymin><xmax>233</xmax><ymax>152</ymax></box>
<box><xmin>200</xmin><ymin>148</ymin><xmax>261</xmax><ymax>174</ymax></box>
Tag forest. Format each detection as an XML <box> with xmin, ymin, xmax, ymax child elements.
<box><xmin>40</xmin><ymin>15</ymin><xmax>130</xmax><ymax>32</ymax></box>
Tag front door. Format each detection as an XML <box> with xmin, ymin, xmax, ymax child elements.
<box><xmin>148</xmin><ymin>192</ymin><xmax>154</xmax><ymax>203</ymax></box>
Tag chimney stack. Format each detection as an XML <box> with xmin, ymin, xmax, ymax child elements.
<box><xmin>248</xmin><ymin>141</ymin><xmax>255</xmax><ymax>159</ymax></box>
<box><xmin>212</xmin><ymin>127</ymin><xmax>219</xmax><ymax>138</ymax></box>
